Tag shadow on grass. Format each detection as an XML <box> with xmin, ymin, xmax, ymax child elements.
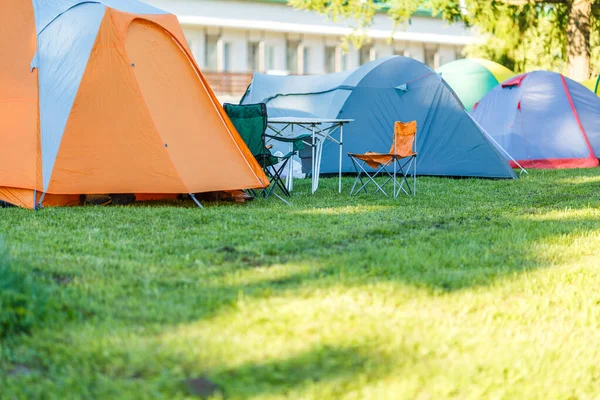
<box><xmin>4</xmin><ymin>174</ymin><xmax>600</xmax><ymax>311</ymax></box>
<box><xmin>2</xmin><ymin>171</ymin><xmax>600</xmax><ymax>396</ymax></box>
<box><xmin>212</xmin><ymin>345</ymin><xmax>388</xmax><ymax>398</ymax></box>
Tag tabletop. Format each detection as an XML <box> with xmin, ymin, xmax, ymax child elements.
<box><xmin>267</xmin><ymin>117</ymin><xmax>354</xmax><ymax>125</ymax></box>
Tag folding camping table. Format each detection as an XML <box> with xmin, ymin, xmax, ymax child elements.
<box><xmin>266</xmin><ymin>117</ymin><xmax>354</xmax><ymax>194</ymax></box>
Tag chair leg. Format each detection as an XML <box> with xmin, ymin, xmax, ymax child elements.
<box><xmin>273</xmin><ymin>159</ymin><xmax>292</xmax><ymax>196</ymax></box>
<box><xmin>348</xmin><ymin>155</ymin><xmax>417</xmax><ymax>198</ymax></box>
<box><xmin>406</xmin><ymin>157</ymin><xmax>416</xmax><ymax>196</ymax></box>
<box><xmin>375</xmin><ymin>157</ymin><xmax>414</xmax><ymax>198</ymax></box>
<box><xmin>371</xmin><ymin>159</ymin><xmax>398</xmax><ymax>196</ymax></box>
<box><xmin>261</xmin><ymin>162</ymin><xmax>292</xmax><ymax>206</ymax></box>
<box><xmin>350</xmin><ymin>157</ymin><xmax>375</xmax><ymax>196</ymax></box>
<box><xmin>352</xmin><ymin>160</ymin><xmax>390</xmax><ymax>197</ymax></box>
<box><xmin>257</xmin><ymin>157</ymin><xmax>277</xmax><ymax>198</ymax></box>
<box><xmin>395</xmin><ymin>156</ymin><xmax>416</xmax><ymax>197</ymax></box>
<box><xmin>349</xmin><ymin>156</ymin><xmax>366</xmax><ymax>195</ymax></box>
<box><xmin>265</xmin><ymin>158</ymin><xmax>292</xmax><ymax>199</ymax></box>
<box><xmin>395</xmin><ymin>162</ymin><xmax>408</xmax><ymax>197</ymax></box>
<box><xmin>394</xmin><ymin>157</ymin><xmax>397</xmax><ymax>199</ymax></box>
<box><xmin>413</xmin><ymin>155</ymin><xmax>417</xmax><ymax>197</ymax></box>
<box><xmin>267</xmin><ymin>170</ymin><xmax>289</xmax><ymax>198</ymax></box>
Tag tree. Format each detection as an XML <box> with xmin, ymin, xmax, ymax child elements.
<box><xmin>289</xmin><ymin>0</ymin><xmax>600</xmax><ymax>80</ymax></box>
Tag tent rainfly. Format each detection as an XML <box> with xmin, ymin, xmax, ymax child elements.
<box><xmin>472</xmin><ymin>71</ymin><xmax>600</xmax><ymax>169</ymax></box>
<box><xmin>0</xmin><ymin>0</ymin><xmax>268</xmax><ymax>209</ymax></box>
<box><xmin>242</xmin><ymin>56</ymin><xmax>517</xmax><ymax>179</ymax></box>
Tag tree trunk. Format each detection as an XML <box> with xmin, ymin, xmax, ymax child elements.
<box><xmin>567</xmin><ymin>0</ymin><xmax>592</xmax><ymax>80</ymax></box>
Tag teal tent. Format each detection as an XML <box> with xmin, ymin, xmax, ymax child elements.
<box><xmin>436</xmin><ymin>58</ymin><xmax>515</xmax><ymax>111</ymax></box>
<box><xmin>242</xmin><ymin>56</ymin><xmax>516</xmax><ymax>179</ymax></box>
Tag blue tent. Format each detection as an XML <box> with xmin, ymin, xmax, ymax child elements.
<box><xmin>472</xmin><ymin>71</ymin><xmax>600</xmax><ymax>169</ymax></box>
<box><xmin>242</xmin><ymin>56</ymin><xmax>516</xmax><ymax>179</ymax></box>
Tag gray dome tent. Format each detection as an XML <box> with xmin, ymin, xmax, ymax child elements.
<box><xmin>242</xmin><ymin>56</ymin><xmax>516</xmax><ymax>179</ymax></box>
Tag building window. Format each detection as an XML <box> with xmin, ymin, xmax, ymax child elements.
<box><xmin>424</xmin><ymin>46</ymin><xmax>437</xmax><ymax>69</ymax></box>
<box><xmin>341</xmin><ymin>51</ymin><xmax>348</xmax><ymax>71</ymax></box>
<box><xmin>324</xmin><ymin>46</ymin><xmax>336</xmax><ymax>73</ymax></box>
<box><xmin>286</xmin><ymin>40</ymin><xmax>300</xmax><ymax>74</ymax></box>
<box><xmin>187</xmin><ymin>40</ymin><xmax>197</xmax><ymax>61</ymax></box>
<box><xmin>223</xmin><ymin>42</ymin><xmax>232</xmax><ymax>72</ymax></box>
<box><xmin>455</xmin><ymin>46</ymin><xmax>464</xmax><ymax>60</ymax></box>
<box><xmin>360</xmin><ymin>45</ymin><xmax>375</xmax><ymax>65</ymax></box>
<box><xmin>302</xmin><ymin>46</ymin><xmax>310</xmax><ymax>74</ymax></box>
<box><xmin>248</xmin><ymin>41</ymin><xmax>261</xmax><ymax>72</ymax></box>
<box><xmin>266</xmin><ymin>45</ymin><xmax>275</xmax><ymax>71</ymax></box>
<box><xmin>205</xmin><ymin>35</ymin><xmax>219</xmax><ymax>70</ymax></box>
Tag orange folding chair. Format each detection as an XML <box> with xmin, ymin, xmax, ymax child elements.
<box><xmin>348</xmin><ymin>121</ymin><xmax>417</xmax><ymax>197</ymax></box>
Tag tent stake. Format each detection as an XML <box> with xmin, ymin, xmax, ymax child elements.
<box><xmin>189</xmin><ymin>193</ymin><xmax>204</xmax><ymax>209</ymax></box>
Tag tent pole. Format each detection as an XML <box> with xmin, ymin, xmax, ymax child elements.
<box><xmin>189</xmin><ymin>193</ymin><xmax>204</xmax><ymax>209</ymax></box>
<box><xmin>37</xmin><ymin>192</ymin><xmax>46</xmax><ymax>209</ymax></box>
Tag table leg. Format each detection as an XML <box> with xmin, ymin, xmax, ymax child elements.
<box><xmin>314</xmin><ymin>139</ymin><xmax>323</xmax><ymax>193</ymax></box>
<box><xmin>311</xmin><ymin>124</ymin><xmax>316</xmax><ymax>194</ymax></box>
<box><xmin>339</xmin><ymin>124</ymin><xmax>343</xmax><ymax>193</ymax></box>
<box><xmin>287</xmin><ymin>124</ymin><xmax>294</xmax><ymax>192</ymax></box>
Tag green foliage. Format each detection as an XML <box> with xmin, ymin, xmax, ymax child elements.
<box><xmin>288</xmin><ymin>0</ymin><xmax>378</xmax><ymax>29</ymax></box>
<box><xmin>458</xmin><ymin>1</ymin><xmax>584</xmax><ymax>74</ymax></box>
<box><xmin>464</xmin><ymin>1</ymin><xmax>600</xmax><ymax>76</ymax></box>
<box><xmin>464</xmin><ymin>2</ymin><xmax>570</xmax><ymax>73</ymax></box>
<box><xmin>0</xmin><ymin>244</ymin><xmax>54</xmax><ymax>339</ymax></box>
<box><xmin>289</xmin><ymin>0</ymin><xmax>422</xmax><ymax>48</ymax></box>
<box><xmin>290</xmin><ymin>0</ymin><xmax>600</xmax><ymax>76</ymax></box>
<box><xmin>2</xmin><ymin>172</ymin><xmax>600</xmax><ymax>397</ymax></box>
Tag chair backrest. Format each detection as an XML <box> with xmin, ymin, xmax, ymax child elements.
<box><xmin>223</xmin><ymin>103</ymin><xmax>269</xmax><ymax>157</ymax></box>
<box><xmin>391</xmin><ymin>121</ymin><xmax>417</xmax><ymax>157</ymax></box>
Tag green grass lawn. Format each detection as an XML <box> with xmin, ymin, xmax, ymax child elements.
<box><xmin>2</xmin><ymin>169</ymin><xmax>600</xmax><ymax>399</ymax></box>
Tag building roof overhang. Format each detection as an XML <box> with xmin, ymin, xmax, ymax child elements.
<box><xmin>178</xmin><ymin>15</ymin><xmax>476</xmax><ymax>46</ymax></box>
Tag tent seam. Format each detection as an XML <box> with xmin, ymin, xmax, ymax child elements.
<box><xmin>39</xmin><ymin>4</ymin><xmax>108</xmax><ymax>193</ymax></box>
<box><xmin>260</xmin><ymin>85</ymin><xmax>355</xmax><ymax>105</ymax></box>
<box><xmin>560</xmin><ymin>75</ymin><xmax>597</xmax><ymax>160</ymax></box>
<box><xmin>159</xmin><ymin>22</ymin><xmax>268</xmax><ymax>188</ymax></box>
<box><xmin>37</xmin><ymin>1</ymin><xmax>102</xmax><ymax>35</ymax></box>
<box><xmin>118</xmin><ymin>14</ymin><xmax>192</xmax><ymax>194</ymax></box>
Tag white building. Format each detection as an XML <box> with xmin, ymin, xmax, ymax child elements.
<box><xmin>145</xmin><ymin>0</ymin><xmax>475</xmax><ymax>101</ymax></box>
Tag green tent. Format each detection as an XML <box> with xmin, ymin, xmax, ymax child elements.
<box><xmin>436</xmin><ymin>58</ymin><xmax>514</xmax><ymax>111</ymax></box>
<box><xmin>581</xmin><ymin>76</ymin><xmax>600</xmax><ymax>95</ymax></box>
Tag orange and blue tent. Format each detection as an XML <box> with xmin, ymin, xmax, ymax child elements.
<box><xmin>0</xmin><ymin>0</ymin><xmax>268</xmax><ymax>209</ymax></box>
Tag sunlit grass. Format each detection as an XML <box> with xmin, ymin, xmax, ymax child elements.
<box><xmin>2</xmin><ymin>169</ymin><xmax>600</xmax><ymax>398</ymax></box>
<box><xmin>294</xmin><ymin>205</ymin><xmax>394</xmax><ymax>215</ymax></box>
